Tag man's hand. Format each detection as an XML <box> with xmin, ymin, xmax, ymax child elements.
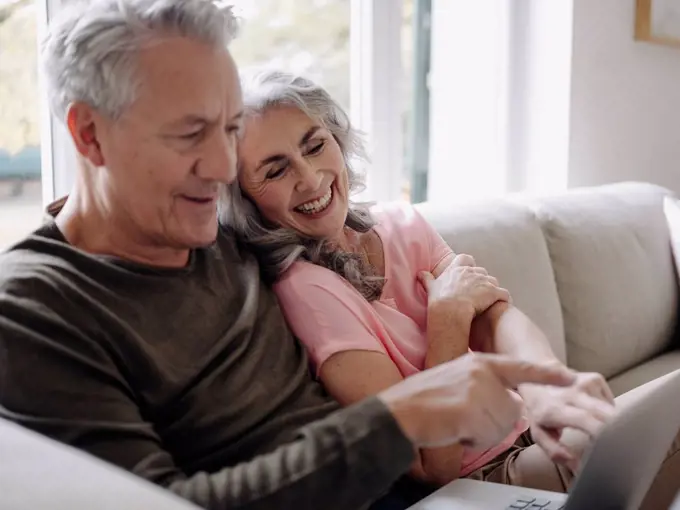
<box><xmin>518</xmin><ymin>371</ymin><xmax>616</xmax><ymax>469</ymax></box>
<box><xmin>379</xmin><ymin>353</ymin><xmax>576</xmax><ymax>451</ymax></box>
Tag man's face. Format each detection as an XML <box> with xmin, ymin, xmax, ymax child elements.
<box><xmin>86</xmin><ymin>36</ymin><xmax>243</xmax><ymax>249</ymax></box>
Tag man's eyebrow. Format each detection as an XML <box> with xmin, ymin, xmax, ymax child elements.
<box><xmin>168</xmin><ymin>115</ymin><xmax>210</xmax><ymax>129</ymax></box>
<box><xmin>168</xmin><ymin>110</ymin><xmax>243</xmax><ymax>129</ymax></box>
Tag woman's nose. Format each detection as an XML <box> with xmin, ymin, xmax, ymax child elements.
<box><xmin>296</xmin><ymin>161</ymin><xmax>323</xmax><ymax>191</ymax></box>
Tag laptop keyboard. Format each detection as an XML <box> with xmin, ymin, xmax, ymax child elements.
<box><xmin>506</xmin><ymin>495</ymin><xmax>565</xmax><ymax>509</ymax></box>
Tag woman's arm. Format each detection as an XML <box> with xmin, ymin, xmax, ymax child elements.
<box><xmin>469</xmin><ymin>302</ymin><xmax>559</xmax><ymax>363</ymax></box>
<box><xmin>319</xmin><ymin>305</ymin><xmax>472</xmax><ymax>488</ymax></box>
<box><xmin>275</xmin><ymin>270</ymin><xmax>466</xmax><ymax>485</ymax></box>
<box><xmin>429</xmin><ymin>246</ymin><xmax>554</xmax><ymax>362</ymax></box>
<box><xmin>418</xmin><ymin>301</ymin><xmax>474</xmax><ymax>483</ymax></box>
<box><xmin>431</xmin><ymin>255</ymin><xmax>538</xmax><ymax>362</ymax></box>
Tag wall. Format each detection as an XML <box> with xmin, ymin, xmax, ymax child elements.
<box><xmin>427</xmin><ymin>0</ymin><xmax>680</xmax><ymax>202</ymax></box>
<box><xmin>568</xmin><ymin>0</ymin><xmax>680</xmax><ymax>192</ymax></box>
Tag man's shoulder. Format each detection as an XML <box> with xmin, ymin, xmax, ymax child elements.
<box><xmin>0</xmin><ymin>225</ymin><xmax>73</xmax><ymax>287</ymax></box>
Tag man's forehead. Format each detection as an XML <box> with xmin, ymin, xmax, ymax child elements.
<box><xmin>132</xmin><ymin>37</ymin><xmax>242</xmax><ymax>120</ymax></box>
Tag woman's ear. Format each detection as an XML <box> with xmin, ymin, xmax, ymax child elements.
<box><xmin>66</xmin><ymin>102</ymin><xmax>105</xmax><ymax>167</ymax></box>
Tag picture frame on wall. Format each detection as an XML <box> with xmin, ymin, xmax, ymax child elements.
<box><xmin>635</xmin><ymin>0</ymin><xmax>680</xmax><ymax>48</ymax></box>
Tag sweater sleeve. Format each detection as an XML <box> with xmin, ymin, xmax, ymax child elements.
<box><xmin>0</xmin><ymin>280</ymin><xmax>415</xmax><ymax>510</ymax></box>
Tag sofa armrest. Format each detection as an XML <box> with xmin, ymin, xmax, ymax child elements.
<box><xmin>0</xmin><ymin>417</ymin><xmax>200</xmax><ymax>510</ymax></box>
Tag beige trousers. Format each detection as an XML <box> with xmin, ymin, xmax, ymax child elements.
<box><xmin>465</xmin><ymin>375</ymin><xmax>680</xmax><ymax>510</ymax></box>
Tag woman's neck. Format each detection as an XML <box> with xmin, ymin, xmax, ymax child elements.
<box><xmin>339</xmin><ymin>226</ymin><xmax>385</xmax><ymax>277</ymax></box>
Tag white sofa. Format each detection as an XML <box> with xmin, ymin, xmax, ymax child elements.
<box><xmin>418</xmin><ymin>180</ymin><xmax>680</xmax><ymax>395</ymax></box>
<box><xmin>0</xmin><ymin>418</ymin><xmax>199</xmax><ymax>510</ymax></box>
<box><xmin>2</xmin><ymin>181</ymin><xmax>679</xmax><ymax>507</ymax></box>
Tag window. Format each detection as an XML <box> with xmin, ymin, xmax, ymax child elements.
<box><xmin>229</xmin><ymin>0</ymin><xmax>428</xmax><ymax>204</ymax></box>
<box><xmin>39</xmin><ymin>0</ymin><xmax>436</xmax><ymax>221</ymax></box>
<box><xmin>0</xmin><ymin>0</ymin><xmax>44</xmax><ymax>250</ymax></box>
<box><xmin>229</xmin><ymin>0</ymin><xmax>351</xmax><ymax>109</ymax></box>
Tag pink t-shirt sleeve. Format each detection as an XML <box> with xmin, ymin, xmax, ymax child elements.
<box><xmin>273</xmin><ymin>263</ymin><xmax>388</xmax><ymax>375</ymax></box>
<box><xmin>401</xmin><ymin>206</ymin><xmax>453</xmax><ymax>271</ymax></box>
<box><xmin>412</xmin><ymin>207</ymin><xmax>454</xmax><ymax>272</ymax></box>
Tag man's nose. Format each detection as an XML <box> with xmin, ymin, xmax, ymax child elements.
<box><xmin>197</xmin><ymin>132</ymin><xmax>237</xmax><ymax>184</ymax></box>
<box><xmin>295</xmin><ymin>160</ymin><xmax>323</xmax><ymax>192</ymax></box>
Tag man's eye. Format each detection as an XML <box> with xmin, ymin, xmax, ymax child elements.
<box><xmin>180</xmin><ymin>130</ymin><xmax>202</xmax><ymax>140</ymax></box>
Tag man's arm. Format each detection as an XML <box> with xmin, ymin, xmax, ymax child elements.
<box><xmin>0</xmin><ymin>299</ymin><xmax>414</xmax><ymax>510</ymax></box>
<box><xmin>168</xmin><ymin>398</ymin><xmax>414</xmax><ymax>510</ymax></box>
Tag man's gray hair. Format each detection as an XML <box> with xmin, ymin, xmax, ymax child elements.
<box><xmin>219</xmin><ymin>70</ymin><xmax>385</xmax><ymax>301</ymax></box>
<box><xmin>41</xmin><ymin>0</ymin><xmax>239</xmax><ymax>121</ymax></box>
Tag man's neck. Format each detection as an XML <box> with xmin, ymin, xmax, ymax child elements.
<box><xmin>53</xmin><ymin>186</ymin><xmax>191</xmax><ymax>268</ymax></box>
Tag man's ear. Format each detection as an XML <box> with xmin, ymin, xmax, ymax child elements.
<box><xmin>65</xmin><ymin>102</ymin><xmax>105</xmax><ymax>167</ymax></box>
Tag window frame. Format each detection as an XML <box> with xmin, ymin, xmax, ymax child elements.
<box><xmin>349</xmin><ymin>0</ymin><xmax>404</xmax><ymax>203</ymax></box>
<box><xmin>39</xmin><ymin>0</ymin><xmax>76</xmax><ymax>204</ymax></box>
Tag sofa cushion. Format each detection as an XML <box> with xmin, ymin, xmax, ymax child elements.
<box><xmin>417</xmin><ymin>200</ymin><xmax>567</xmax><ymax>362</ymax></box>
<box><xmin>529</xmin><ymin>182</ymin><xmax>678</xmax><ymax>378</ymax></box>
<box><xmin>606</xmin><ymin>350</ymin><xmax>680</xmax><ymax>396</ymax></box>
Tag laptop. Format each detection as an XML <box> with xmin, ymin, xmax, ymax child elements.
<box><xmin>407</xmin><ymin>369</ymin><xmax>680</xmax><ymax>510</ymax></box>
<box><xmin>672</xmin><ymin>491</ymin><xmax>680</xmax><ymax>510</ymax></box>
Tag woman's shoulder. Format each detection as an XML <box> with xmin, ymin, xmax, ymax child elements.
<box><xmin>370</xmin><ymin>201</ymin><xmax>429</xmax><ymax>238</ymax></box>
<box><xmin>274</xmin><ymin>260</ymin><xmax>366</xmax><ymax>302</ymax></box>
<box><xmin>370</xmin><ymin>200</ymin><xmax>417</xmax><ymax>222</ymax></box>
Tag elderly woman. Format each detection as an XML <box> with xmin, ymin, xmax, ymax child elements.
<box><xmin>220</xmin><ymin>71</ymin><xmax>613</xmax><ymax>492</ymax></box>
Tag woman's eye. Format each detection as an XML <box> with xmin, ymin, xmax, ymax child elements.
<box><xmin>266</xmin><ymin>166</ymin><xmax>286</xmax><ymax>179</ymax></box>
<box><xmin>226</xmin><ymin>124</ymin><xmax>242</xmax><ymax>136</ymax></box>
<box><xmin>306</xmin><ymin>140</ymin><xmax>325</xmax><ymax>155</ymax></box>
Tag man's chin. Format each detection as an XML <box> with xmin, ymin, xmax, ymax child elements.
<box><xmin>180</xmin><ymin>224</ymin><xmax>219</xmax><ymax>249</ymax></box>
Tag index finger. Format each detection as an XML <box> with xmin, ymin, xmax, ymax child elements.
<box><xmin>480</xmin><ymin>354</ymin><xmax>577</xmax><ymax>389</ymax></box>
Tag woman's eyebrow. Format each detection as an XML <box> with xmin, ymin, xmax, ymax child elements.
<box><xmin>255</xmin><ymin>126</ymin><xmax>322</xmax><ymax>172</ymax></box>
<box><xmin>256</xmin><ymin>154</ymin><xmax>286</xmax><ymax>172</ymax></box>
<box><xmin>299</xmin><ymin>126</ymin><xmax>321</xmax><ymax>146</ymax></box>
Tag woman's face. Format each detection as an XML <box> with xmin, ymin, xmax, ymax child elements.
<box><xmin>237</xmin><ymin>106</ymin><xmax>350</xmax><ymax>240</ymax></box>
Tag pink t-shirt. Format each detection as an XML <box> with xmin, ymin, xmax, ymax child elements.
<box><xmin>274</xmin><ymin>202</ymin><xmax>528</xmax><ymax>477</ymax></box>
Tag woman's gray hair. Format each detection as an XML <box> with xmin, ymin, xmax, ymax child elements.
<box><xmin>41</xmin><ymin>0</ymin><xmax>239</xmax><ymax>121</ymax></box>
<box><xmin>220</xmin><ymin>70</ymin><xmax>385</xmax><ymax>301</ymax></box>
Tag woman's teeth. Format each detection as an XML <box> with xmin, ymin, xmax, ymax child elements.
<box><xmin>296</xmin><ymin>188</ymin><xmax>333</xmax><ymax>214</ymax></box>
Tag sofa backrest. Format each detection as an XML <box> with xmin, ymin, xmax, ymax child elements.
<box><xmin>417</xmin><ymin>181</ymin><xmax>679</xmax><ymax>379</ymax></box>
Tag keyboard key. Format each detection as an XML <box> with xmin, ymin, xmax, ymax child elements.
<box><xmin>506</xmin><ymin>497</ymin><xmax>533</xmax><ymax>509</ymax></box>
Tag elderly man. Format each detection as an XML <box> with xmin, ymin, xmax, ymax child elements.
<box><xmin>0</xmin><ymin>1</ymin><xmax>669</xmax><ymax>509</ymax></box>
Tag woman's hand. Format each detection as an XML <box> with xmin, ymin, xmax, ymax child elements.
<box><xmin>419</xmin><ymin>254</ymin><xmax>511</xmax><ymax>317</ymax></box>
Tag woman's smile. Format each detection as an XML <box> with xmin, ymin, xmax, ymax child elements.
<box><xmin>294</xmin><ymin>185</ymin><xmax>333</xmax><ymax>216</ymax></box>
